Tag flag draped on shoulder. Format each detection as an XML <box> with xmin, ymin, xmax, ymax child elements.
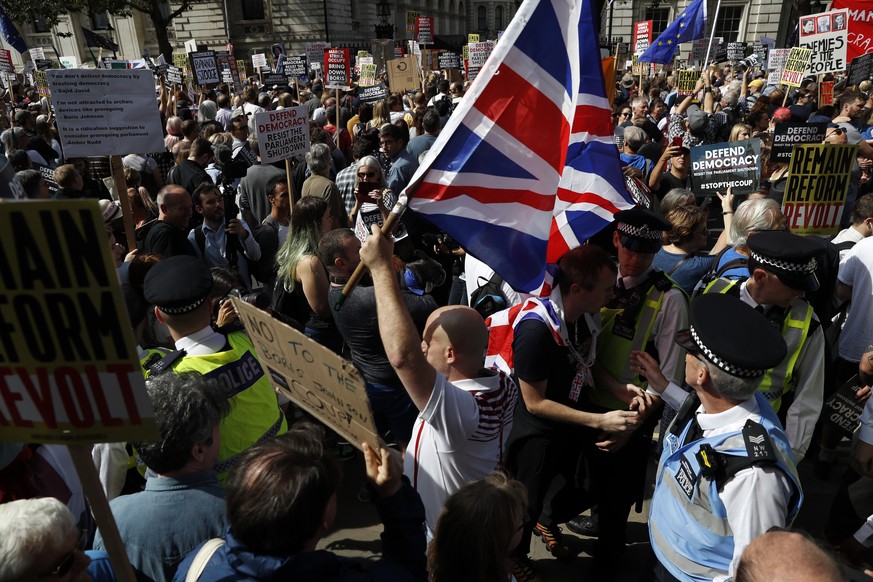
<box><xmin>485</xmin><ymin>294</ymin><xmax>566</xmax><ymax>375</ymax></box>
<box><xmin>0</xmin><ymin>5</ymin><xmax>26</xmax><ymax>54</ymax></box>
<box><xmin>405</xmin><ymin>0</ymin><xmax>632</xmax><ymax>294</ymax></box>
<box><xmin>638</xmin><ymin>0</ymin><xmax>707</xmax><ymax>64</ymax></box>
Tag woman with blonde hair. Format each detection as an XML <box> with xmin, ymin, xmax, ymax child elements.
<box><xmin>729</xmin><ymin>122</ymin><xmax>752</xmax><ymax>141</ymax></box>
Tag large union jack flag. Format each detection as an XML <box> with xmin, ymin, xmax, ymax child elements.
<box><xmin>405</xmin><ymin>0</ymin><xmax>633</xmax><ymax>294</ymax></box>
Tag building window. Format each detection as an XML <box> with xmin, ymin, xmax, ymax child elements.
<box><xmin>644</xmin><ymin>6</ymin><xmax>670</xmax><ymax>38</ymax></box>
<box><xmin>495</xmin><ymin>5</ymin><xmax>503</xmax><ymax>30</ymax></box>
<box><xmin>712</xmin><ymin>4</ymin><xmax>745</xmax><ymax>42</ymax></box>
<box><xmin>33</xmin><ymin>19</ymin><xmax>51</xmax><ymax>33</ymax></box>
<box><xmin>350</xmin><ymin>0</ymin><xmax>357</xmax><ymax>19</ymax></box>
<box><xmin>91</xmin><ymin>12</ymin><xmax>110</xmax><ymax>30</ymax></box>
<box><xmin>478</xmin><ymin>6</ymin><xmax>487</xmax><ymax>31</ymax></box>
<box><xmin>242</xmin><ymin>0</ymin><xmax>265</xmax><ymax>21</ymax></box>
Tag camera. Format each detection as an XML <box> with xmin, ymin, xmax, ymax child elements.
<box><xmin>227</xmin><ymin>288</ymin><xmax>270</xmax><ymax>310</ymax></box>
<box><xmin>734</xmin><ymin>54</ymin><xmax>762</xmax><ymax>74</ymax></box>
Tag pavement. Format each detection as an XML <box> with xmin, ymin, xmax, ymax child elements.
<box><xmin>318</xmin><ymin>439</ymin><xmax>873</xmax><ymax>581</ymax></box>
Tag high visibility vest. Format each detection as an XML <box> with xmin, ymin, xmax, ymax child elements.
<box><xmin>163</xmin><ymin>332</ymin><xmax>287</xmax><ymax>477</ymax></box>
<box><xmin>649</xmin><ymin>393</ymin><xmax>802</xmax><ymax>582</ymax></box>
<box><xmin>704</xmin><ymin>278</ymin><xmax>813</xmax><ymax>412</ymax></box>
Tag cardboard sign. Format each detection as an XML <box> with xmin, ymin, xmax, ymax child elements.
<box><xmin>820</xmin><ymin>80</ymin><xmax>835</xmax><ymax>105</ymax></box>
<box><xmin>780</xmin><ymin>47</ymin><xmax>813</xmax><ymax>87</ymax></box>
<box><xmin>468</xmin><ymin>41</ymin><xmax>494</xmax><ymax>67</ymax></box>
<box><xmin>359</xmin><ymin>63</ymin><xmax>377</xmax><ymax>86</ymax></box>
<box><xmin>190</xmin><ymin>50</ymin><xmax>219</xmax><ymax>85</ymax></box>
<box><xmin>47</xmin><ymin>69</ymin><xmax>164</xmax><ymax>157</ymax></box>
<box><xmin>166</xmin><ymin>65</ymin><xmax>183</xmax><ymax>85</ymax></box>
<box><xmin>251</xmin><ymin>53</ymin><xmax>268</xmax><ymax>71</ymax></box>
<box><xmin>824</xmin><ymin>374</ymin><xmax>866</xmax><ymax>438</ymax></box>
<box><xmin>305</xmin><ymin>42</ymin><xmax>330</xmax><ymax>70</ymax></box>
<box><xmin>633</xmin><ymin>20</ymin><xmax>652</xmax><ymax>55</ymax></box>
<box><xmin>0</xmin><ymin>201</ymin><xmax>156</xmax><ymax>444</ymax></box>
<box><xmin>234</xmin><ymin>299</ymin><xmax>379</xmax><ymax>452</ymax></box>
<box><xmin>438</xmin><ymin>52</ymin><xmax>461</xmax><ymax>69</ymax></box>
<box><xmin>798</xmin><ymin>8</ymin><xmax>848</xmax><ymax>74</ymax></box>
<box><xmin>358</xmin><ymin>83</ymin><xmax>388</xmax><ymax>103</ymax></box>
<box><xmin>727</xmin><ymin>42</ymin><xmax>746</xmax><ymax>61</ymax></box>
<box><xmin>407</xmin><ymin>10</ymin><xmax>420</xmax><ymax>33</ymax></box>
<box><xmin>386</xmin><ymin>56</ymin><xmax>420</xmax><ymax>93</ymax></box>
<box><xmin>677</xmin><ymin>70</ymin><xmax>698</xmax><ymax>96</ymax></box>
<box><xmin>772</xmin><ymin>122</ymin><xmax>828</xmax><ymax>162</ymax></box>
<box><xmin>32</xmin><ymin>162</ymin><xmax>59</xmax><ymax>196</ymax></box>
<box><xmin>324</xmin><ymin>48</ymin><xmax>350</xmax><ymax>89</ymax></box>
<box><xmin>783</xmin><ymin>144</ymin><xmax>856</xmax><ymax>235</ymax></box>
<box><xmin>690</xmin><ymin>139</ymin><xmax>761</xmax><ymax>196</ymax></box>
<box><xmin>468</xmin><ymin>33</ymin><xmax>479</xmax><ymax>43</ymax></box>
<box><xmin>33</xmin><ymin>70</ymin><xmax>49</xmax><ymax>98</ymax></box>
<box><xmin>416</xmin><ymin>16</ymin><xmax>435</xmax><ymax>44</ymax></box>
<box><xmin>284</xmin><ymin>55</ymin><xmax>307</xmax><ymax>77</ymax></box>
<box><xmin>172</xmin><ymin>52</ymin><xmax>188</xmax><ymax>70</ymax></box>
<box><xmin>29</xmin><ymin>47</ymin><xmax>45</xmax><ymax>61</ymax></box>
<box><xmin>848</xmin><ymin>53</ymin><xmax>873</xmax><ymax>86</ymax></box>
<box><xmin>254</xmin><ymin>105</ymin><xmax>310</xmax><ymax>164</ymax></box>
<box><xmin>215</xmin><ymin>52</ymin><xmax>241</xmax><ymax>90</ymax></box>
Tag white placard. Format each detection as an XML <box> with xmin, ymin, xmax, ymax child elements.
<box><xmin>798</xmin><ymin>8</ymin><xmax>848</xmax><ymax>75</ymax></box>
<box><xmin>252</xmin><ymin>53</ymin><xmax>268</xmax><ymax>70</ymax></box>
<box><xmin>254</xmin><ymin>105</ymin><xmax>311</xmax><ymax>164</ymax></box>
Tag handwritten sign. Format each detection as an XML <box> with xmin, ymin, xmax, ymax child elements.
<box><xmin>783</xmin><ymin>144</ymin><xmax>856</xmax><ymax>235</ymax></box>
<box><xmin>254</xmin><ymin>105</ymin><xmax>311</xmax><ymax>164</ymax></box>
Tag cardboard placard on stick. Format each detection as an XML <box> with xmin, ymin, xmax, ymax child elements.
<box><xmin>438</xmin><ymin>52</ymin><xmax>461</xmax><ymax>70</ymax></box>
<box><xmin>190</xmin><ymin>50</ymin><xmax>220</xmax><ymax>85</ymax></box>
<box><xmin>233</xmin><ymin>300</ymin><xmax>379</xmax><ymax>452</ymax></box>
<box><xmin>387</xmin><ymin>56</ymin><xmax>420</xmax><ymax>93</ymax></box>
<box><xmin>254</xmin><ymin>105</ymin><xmax>310</xmax><ymax>164</ymax></box>
<box><xmin>820</xmin><ymin>80</ymin><xmax>835</xmax><ymax>105</ymax></box>
<box><xmin>780</xmin><ymin>47</ymin><xmax>813</xmax><ymax>87</ymax></box>
<box><xmin>783</xmin><ymin>143</ymin><xmax>856</xmax><ymax>235</ymax></box>
<box><xmin>848</xmin><ymin>53</ymin><xmax>873</xmax><ymax>86</ymax></box>
<box><xmin>358</xmin><ymin>83</ymin><xmax>388</xmax><ymax>103</ymax></box>
<box><xmin>798</xmin><ymin>8</ymin><xmax>849</xmax><ymax>74</ymax></box>
<box><xmin>633</xmin><ymin>20</ymin><xmax>652</xmax><ymax>55</ymax></box>
<box><xmin>677</xmin><ymin>70</ymin><xmax>698</xmax><ymax>96</ymax></box>
<box><xmin>771</xmin><ymin>122</ymin><xmax>828</xmax><ymax>162</ymax></box>
<box><xmin>324</xmin><ymin>48</ymin><xmax>350</xmax><ymax>89</ymax></box>
<box><xmin>690</xmin><ymin>139</ymin><xmax>761</xmax><ymax>197</ymax></box>
<box><xmin>284</xmin><ymin>55</ymin><xmax>307</xmax><ymax>77</ymax></box>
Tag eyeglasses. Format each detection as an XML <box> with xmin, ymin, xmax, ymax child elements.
<box><xmin>39</xmin><ymin>532</ymin><xmax>86</xmax><ymax>578</ymax></box>
<box><xmin>827</xmin><ymin>127</ymin><xmax>845</xmax><ymax>136</ymax></box>
<box><xmin>620</xmin><ymin>112</ymin><xmax>632</xmax><ymax>118</ymax></box>
<box><xmin>357</xmin><ymin>171</ymin><xmax>377</xmax><ymax>178</ymax></box>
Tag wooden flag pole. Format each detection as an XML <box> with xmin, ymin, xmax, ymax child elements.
<box><xmin>112</xmin><ymin>155</ymin><xmax>136</xmax><ymax>252</ymax></box>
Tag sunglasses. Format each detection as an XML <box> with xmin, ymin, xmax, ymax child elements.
<box><xmin>39</xmin><ymin>531</ymin><xmax>86</xmax><ymax>578</ymax></box>
<box><xmin>357</xmin><ymin>171</ymin><xmax>377</xmax><ymax>178</ymax></box>
<box><xmin>620</xmin><ymin>112</ymin><xmax>632</xmax><ymax>117</ymax></box>
<box><xmin>827</xmin><ymin>127</ymin><xmax>845</xmax><ymax>136</ymax></box>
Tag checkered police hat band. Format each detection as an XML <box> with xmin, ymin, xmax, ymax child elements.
<box><xmin>159</xmin><ymin>296</ymin><xmax>208</xmax><ymax>315</ymax></box>
<box><xmin>690</xmin><ymin>325</ymin><xmax>765</xmax><ymax>378</ymax></box>
<box><xmin>749</xmin><ymin>251</ymin><xmax>817</xmax><ymax>275</ymax></box>
<box><xmin>617</xmin><ymin>222</ymin><xmax>661</xmax><ymax>241</ymax></box>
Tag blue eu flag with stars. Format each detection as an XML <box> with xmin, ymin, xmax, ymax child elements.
<box><xmin>0</xmin><ymin>5</ymin><xmax>26</xmax><ymax>54</ymax></box>
<box><xmin>638</xmin><ymin>0</ymin><xmax>706</xmax><ymax>64</ymax></box>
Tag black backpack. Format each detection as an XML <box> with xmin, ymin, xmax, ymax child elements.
<box><xmin>470</xmin><ymin>273</ymin><xmax>507</xmax><ymax>319</ymax></box>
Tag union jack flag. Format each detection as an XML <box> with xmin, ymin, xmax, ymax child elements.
<box><xmin>405</xmin><ymin>0</ymin><xmax>632</xmax><ymax>294</ymax></box>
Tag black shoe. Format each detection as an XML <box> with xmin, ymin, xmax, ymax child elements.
<box><xmin>566</xmin><ymin>513</ymin><xmax>600</xmax><ymax>537</ymax></box>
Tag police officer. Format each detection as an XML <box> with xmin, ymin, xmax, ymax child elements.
<box><xmin>637</xmin><ymin>293</ymin><xmax>802</xmax><ymax>582</ymax></box>
<box><xmin>703</xmin><ymin>230</ymin><xmax>824</xmax><ymax>461</ymax></box>
<box><xmin>143</xmin><ymin>256</ymin><xmax>287</xmax><ymax>480</ymax></box>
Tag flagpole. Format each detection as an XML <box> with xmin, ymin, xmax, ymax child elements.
<box><xmin>702</xmin><ymin>0</ymin><xmax>722</xmax><ymax>67</ymax></box>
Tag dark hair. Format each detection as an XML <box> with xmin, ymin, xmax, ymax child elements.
<box><xmin>422</xmin><ymin>108</ymin><xmax>440</xmax><ymax>133</ymax></box>
<box><xmin>379</xmin><ymin>122</ymin><xmax>404</xmax><ymax>142</ymax></box>
<box><xmin>351</xmin><ymin>133</ymin><xmax>379</xmax><ymax>161</ymax></box>
<box><xmin>8</xmin><ymin>149</ymin><xmax>31</xmax><ymax>172</ymax></box>
<box><xmin>133</xmin><ymin>372</ymin><xmax>230</xmax><ymax>474</ymax></box>
<box><xmin>192</xmin><ymin>182</ymin><xmax>219</xmax><ymax>207</ymax></box>
<box><xmin>181</xmin><ymin>119</ymin><xmax>200</xmax><ymax>140</ymax></box>
<box><xmin>225</xmin><ymin>424</ymin><xmax>341</xmax><ymax>555</ymax></box>
<box><xmin>318</xmin><ymin>228</ymin><xmax>357</xmax><ymax>274</ymax></box>
<box><xmin>853</xmin><ymin>193</ymin><xmax>873</xmax><ymax>224</ymax></box>
<box><xmin>209</xmin><ymin>267</ymin><xmax>245</xmax><ymax>300</ymax></box>
<box><xmin>265</xmin><ymin>175</ymin><xmax>286</xmax><ymax>199</ymax></box>
<box><xmin>555</xmin><ymin>245</ymin><xmax>617</xmax><ymax>294</ymax></box>
<box><xmin>191</xmin><ymin>137</ymin><xmax>214</xmax><ymax>159</ymax></box>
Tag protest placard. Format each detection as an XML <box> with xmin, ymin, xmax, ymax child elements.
<box><xmin>254</xmin><ymin>105</ymin><xmax>310</xmax><ymax>164</ymax></box>
<box><xmin>215</xmin><ymin>52</ymin><xmax>240</xmax><ymax>90</ymax></box>
<box><xmin>633</xmin><ymin>20</ymin><xmax>652</xmax><ymax>55</ymax></box>
<box><xmin>0</xmin><ymin>200</ymin><xmax>156</xmax><ymax>444</ymax></box>
<box><xmin>262</xmin><ymin>73</ymin><xmax>288</xmax><ymax>87</ymax></box>
<box><xmin>60</xmin><ymin>56</ymin><xmax>79</xmax><ymax>69</ymax></box>
<box><xmin>305</xmin><ymin>42</ymin><xmax>330</xmax><ymax>71</ymax></box>
<box><xmin>284</xmin><ymin>55</ymin><xmax>307</xmax><ymax>77</ymax></box>
<box><xmin>407</xmin><ymin>10</ymin><xmax>420</xmax><ymax>33</ymax></box>
<box><xmin>820</xmin><ymin>80</ymin><xmax>834</xmax><ymax>105</ymax></box>
<box><xmin>727</xmin><ymin>42</ymin><xmax>746</xmax><ymax>61</ymax></box>
<box><xmin>166</xmin><ymin>65</ymin><xmax>183</xmax><ymax>85</ymax></box>
<box><xmin>438</xmin><ymin>52</ymin><xmax>461</xmax><ymax>70</ymax></box>
<box><xmin>48</xmin><ymin>69</ymin><xmax>164</xmax><ymax>158</ymax></box>
<box><xmin>780</xmin><ymin>47</ymin><xmax>813</xmax><ymax>86</ymax></box>
<box><xmin>358</xmin><ymin>83</ymin><xmax>388</xmax><ymax>103</ymax></box>
<box><xmin>387</xmin><ymin>56</ymin><xmax>420</xmax><ymax>93</ymax></box>
<box><xmin>768</xmin><ymin>47</ymin><xmax>791</xmax><ymax>73</ymax></box>
<box><xmin>677</xmin><ymin>70</ymin><xmax>698</xmax><ymax>96</ymax></box>
<box><xmin>416</xmin><ymin>16</ymin><xmax>435</xmax><ymax>44</ymax></box>
<box><xmin>772</xmin><ymin>122</ymin><xmax>828</xmax><ymax>162</ymax></box>
<box><xmin>752</xmin><ymin>41</ymin><xmax>768</xmax><ymax>68</ymax></box>
<box><xmin>251</xmin><ymin>53</ymin><xmax>268</xmax><ymax>72</ymax></box>
<box><xmin>35</xmin><ymin>59</ymin><xmax>54</xmax><ymax>71</ymax></box>
<box><xmin>33</xmin><ymin>70</ymin><xmax>50</xmax><ymax>98</ymax></box>
<box><xmin>190</xmin><ymin>50</ymin><xmax>219</xmax><ymax>85</ymax></box>
<box><xmin>824</xmin><ymin>374</ymin><xmax>866</xmax><ymax>437</ymax></box>
<box><xmin>690</xmin><ymin>139</ymin><xmax>761</xmax><ymax>196</ymax></box>
<box><xmin>798</xmin><ymin>8</ymin><xmax>848</xmax><ymax>74</ymax></box>
<box><xmin>172</xmin><ymin>52</ymin><xmax>188</xmax><ymax>70</ymax></box>
<box><xmin>692</xmin><ymin>37</ymin><xmax>723</xmax><ymax>64</ymax></box>
<box><xmin>468</xmin><ymin>33</ymin><xmax>480</xmax><ymax>43</ymax></box>
<box><xmin>234</xmin><ymin>299</ymin><xmax>379</xmax><ymax>452</ymax></box>
<box><xmin>359</xmin><ymin>63</ymin><xmax>377</xmax><ymax>85</ymax></box>
<box><xmin>29</xmin><ymin>47</ymin><xmax>45</xmax><ymax>61</ymax></box>
<box><xmin>0</xmin><ymin>49</ymin><xmax>12</xmax><ymax>75</ymax></box>
<box><xmin>848</xmin><ymin>53</ymin><xmax>873</xmax><ymax>86</ymax></box>
<box><xmin>221</xmin><ymin>68</ymin><xmax>232</xmax><ymax>84</ymax></box>
<box><xmin>469</xmin><ymin>41</ymin><xmax>495</xmax><ymax>67</ymax></box>
<box><xmin>783</xmin><ymin>143</ymin><xmax>856</xmax><ymax>235</ymax></box>
<box><xmin>324</xmin><ymin>48</ymin><xmax>350</xmax><ymax>89</ymax></box>
<box><xmin>33</xmin><ymin>162</ymin><xmax>59</xmax><ymax>196</ymax></box>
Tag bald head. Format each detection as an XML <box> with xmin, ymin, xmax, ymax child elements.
<box><xmin>423</xmin><ymin>306</ymin><xmax>489</xmax><ymax>377</ymax></box>
<box><xmin>736</xmin><ymin>531</ymin><xmax>843</xmax><ymax>582</ymax></box>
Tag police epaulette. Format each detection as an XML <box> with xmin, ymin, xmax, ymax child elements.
<box><xmin>741</xmin><ymin>419</ymin><xmax>777</xmax><ymax>463</ymax></box>
<box><xmin>650</xmin><ymin>270</ymin><xmax>674</xmax><ymax>292</ymax></box>
<box><xmin>147</xmin><ymin>349</ymin><xmax>187</xmax><ymax>376</ymax></box>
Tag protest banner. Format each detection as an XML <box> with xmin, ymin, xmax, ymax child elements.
<box><xmin>677</xmin><ymin>70</ymin><xmax>698</xmax><ymax>96</ymax></box>
<box><xmin>251</xmin><ymin>53</ymin><xmax>268</xmax><ymax>72</ymax></box>
<box><xmin>692</xmin><ymin>37</ymin><xmax>723</xmax><ymax>64</ymax></box>
<box><xmin>234</xmin><ymin>299</ymin><xmax>379</xmax><ymax>452</ymax></box>
<box><xmin>172</xmin><ymin>52</ymin><xmax>188</xmax><ymax>70</ymax></box>
<box><xmin>831</xmin><ymin>0</ymin><xmax>870</xmax><ymax>63</ymax></box>
<box><xmin>772</xmin><ymin>122</ymin><xmax>828</xmax><ymax>162</ymax></box>
<box><xmin>633</xmin><ymin>20</ymin><xmax>652</xmax><ymax>55</ymax></box>
<box><xmin>35</xmin><ymin>59</ymin><xmax>54</xmax><ymax>71</ymax></box>
<box><xmin>262</xmin><ymin>73</ymin><xmax>288</xmax><ymax>87</ymax></box>
<box><xmin>783</xmin><ymin>143</ymin><xmax>856</xmax><ymax>235</ymax></box>
<box><xmin>166</xmin><ymin>65</ymin><xmax>183</xmax><ymax>85</ymax></box>
<box><xmin>59</xmin><ymin>55</ymin><xmax>79</xmax><ymax>69</ymax></box>
<box><xmin>34</xmin><ymin>70</ymin><xmax>50</xmax><ymax>99</ymax></box>
<box><xmin>820</xmin><ymin>80</ymin><xmax>835</xmax><ymax>105</ymax></box>
<box><xmin>768</xmin><ymin>47</ymin><xmax>791</xmax><ymax>72</ymax></box>
<box><xmin>324</xmin><ymin>48</ymin><xmax>350</xmax><ymax>89</ymax></box>
<box><xmin>824</xmin><ymin>374</ymin><xmax>866</xmax><ymax>437</ymax></box>
<box><xmin>798</xmin><ymin>8</ymin><xmax>849</xmax><ymax>74</ymax></box>
<box><xmin>469</xmin><ymin>41</ymin><xmax>495</xmax><ymax>67</ymax></box>
<box><xmin>305</xmin><ymin>42</ymin><xmax>330</xmax><ymax>71</ymax></box>
<box><xmin>468</xmin><ymin>33</ymin><xmax>480</xmax><ymax>43</ymax></box>
<box><xmin>407</xmin><ymin>10</ymin><xmax>420</xmax><ymax>33</ymax></box>
<box><xmin>254</xmin><ymin>105</ymin><xmax>310</xmax><ymax>164</ymax></box>
<box><xmin>438</xmin><ymin>51</ymin><xmax>461</xmax><ymax>70</ymax></box>
<box><xmin>215</xmin><ymin>51</ymin><xmax>241</xmax><ymax>90</ymax></box>
<box><xmin>358</xmin><ymin>83</ymin><xmax>388</xmax><ymax>103</ymax></box>
<box><xmin>0</xmin><ymin>49</ymin><xmax>12</xmax><ymax>75</ymax></box>
<box><xmin>284</xmin><ymin>55</ymin><xmax>307</xmax><ymax>77</ymax></box>
<box><xmin>0</xmin><ymin>200</ymin><xmax>156</xmax><ymax>444</ymax></box>
<box><xmin>416</xmin><ymin>16</ymin><xmax>435</xmax><ymax>44</ymax></box>
<box><xmin>848</xmin><ymin>52</ymin><xmax>873</xmax><ymax>86</ymax></box>
<box><xmin>359</xmin><ymin>63</ymin><xmax>377</xmax><ymax>85</ymax></box>
<box><xmin>387</xmin><ymin>56</ymin><xmax>420</xmax><ymax>93</ymax></box>
<box><xmin>48</xmin><ymin>69</ymin><xmax>164</xmax><ymax>158</ymax></box>
<box><xmin>780</xmin><ymin>47</ymin><xmax>813</xmax><ymax>87</ymax></box>
<box><xmin>690</xmin><ymin>139</ymin><xmax>761</xmax><ymax>197</ymax></box>
<box><xmin>727</xmin><ymin>42</ymin><xmax>746</xmax><ymax>61</ymax></box>
<box><xmin>29</xmin><ymin>47</ymin><xmax>45</xmax><ymax>61</ymax></box>
<box><xmin>189</xmin><ymin>50</ymin><xmax>220</xmax><ymax>85</ymax></box>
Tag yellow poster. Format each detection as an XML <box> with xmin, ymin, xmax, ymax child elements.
<box><xmin>781</xmin><ymin>47</ymin><xmax>813</xmax><ymax>87</ymax></box>
<box><xmin>783</xmin><ymin>144</ymin><xmax>857</xmax><ymax>235</ymax></box>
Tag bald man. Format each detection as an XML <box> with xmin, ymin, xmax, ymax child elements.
<box><xmin>360</xmin><ymin>224</ymin><xmax>519</xmax><ymax>538</ymax></box>
<box><xmin>142</xmin><ymin>185</ymin><xmax>196</xmax><ymax>258</ymax></box>
<box><xmin>736</xmin><ymin>530</ymin><xmax>843</xmax><ymax>582</ymax></box>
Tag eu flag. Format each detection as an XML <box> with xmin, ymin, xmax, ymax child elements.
<box><xmin>638</xmin><ymin>0</ymin><xmax>706</xmax><ymax>64</ymax></box>
<box><xmin>0</xmin><ymin>5</ymin><xmax>26</xmax><ymax>54</ymax></box>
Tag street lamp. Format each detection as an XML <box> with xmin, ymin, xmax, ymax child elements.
<box><xmin>376</xmin><ymin>0</ymin><xmax>394</xmax><ymax>39</ymax></box>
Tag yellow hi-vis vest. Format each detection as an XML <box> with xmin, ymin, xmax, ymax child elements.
<box><xmin>703</xmin><ymin>278</ymin><xmax>813</xmax><ymax>412</ymax></box>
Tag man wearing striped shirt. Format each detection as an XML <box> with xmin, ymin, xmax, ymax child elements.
<box><xmin>360</xmin><ymin>224</ymin><xmax>519</xmax><ymax>537</ymax></box>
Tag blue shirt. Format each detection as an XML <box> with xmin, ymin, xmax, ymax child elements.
<box><xmin>188</xmin><ymin>215</ymin><xmax>261</xmax><ymax>288</ymax></box>
<box><xmin>386</xmin><ymin>150</ymin><xmax>419</xmax><ymax>196</ymax></box>
<box><xmin>652</xmin><ymin>249</ymin><xmax>715</xmax><ymax>296</ymax></box>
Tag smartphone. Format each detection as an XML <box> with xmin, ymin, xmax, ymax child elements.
<box><xmin>355</xmin><ymin>181</ymin><xmax>380</xmax><ymax>203</ymax></box>
<box><xmin>671</xmin><ymin>136</ymin><xmax>683</xmax><ymax>148</ymax></box>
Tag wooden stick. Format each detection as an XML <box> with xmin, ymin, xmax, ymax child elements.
<box><xmin>111</xmin><ymin>156</ymin><xmax>136</xmax><ymax>251</ymax></box>
<box><xmin>285</xmin><ymin>158</ymin><xmax>295</xmax><ymax>209</ymax></box>
<box><xmin>782</xmin><ymin>86</ymin><xmax>790</xmax><ymax>107</ymax></box>
<box><xmin>68</xmin><ymin>444</ymin><xmax>136</xmax><ymax>582</ymax></box>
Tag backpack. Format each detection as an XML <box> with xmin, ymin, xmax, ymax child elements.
<box><xmin>692</xmin><ymin>247</ymin><xmax>748</xmax><ymax>297</ymax></box>
<box><xmin>470</xmin><ymin>272</ymin><xmax>507</xmax><ymax>319</ymax></box>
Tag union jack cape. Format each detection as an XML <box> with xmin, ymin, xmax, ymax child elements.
<box><xmin>405</xmin><ymin>0</ymin><xmax>633</xmax><ymax>294</ymax></box>
<box><xmin>485</xmin><ymin>290</ymin><xmax>566</xmax><ymax>375</ymax></box>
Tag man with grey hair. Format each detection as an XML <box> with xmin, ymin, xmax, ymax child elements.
<box><xmin>736</xmin><ymin>530</ymin><xmax>843</xmax><ymax>582</ymax></box>
<box><xmin>636</xmin><ymin>293</ymin><xmax>802</xmax><ymax>582</ymax></box>
<box><xmin>302</xmin><ymin>142</ymin><xmax>347</xmax><ymax>227</ymax></box>
<box><xmin>620</xmin><ymin>95</ymin><xmax>663</xmax><ymax>143</ymax></box>
<box><xmin>94</xmin><ymin>371</ymin><xmax>230</xmax><ymax>582</ymax></box>
<box><xmin>620</xmin><ymin>125</ymin><xmax>654</xmax><ymax>180</ymax></box>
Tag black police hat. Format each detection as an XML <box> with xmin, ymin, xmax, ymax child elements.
<box><xmin>144</xmin><ymin>256</ymin><xmax>214</xmax><ymax>315</ymax></box>
<box><xmin>747</xmin><ymin>230</ymin><xmax>820</xmax><ymax>292</ymax></box>
<box><xmin>614</xmin><ymin>207</ymin><xmax>671</xmax><ymax>254</ymax></box>
<box><xmin>676</xmin><ymin>294</ymin><xmax>787</xmax><ymax>378</ymax></box>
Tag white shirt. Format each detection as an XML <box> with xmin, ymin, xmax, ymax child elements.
<box><xmin>839</xmin><ymin>236</ymin><xmax>873</xmax><ymax>362</ymax></box>
<box><xmin>176</xmin><ymin>325</ymin><xmax>227</xmax><ymax>355</ymax></box>
<box><xmin>464</xmin><ymin>254</ymin><xmax>525</xmax><ymax>308</ymax></box>
<box><xmin>405</xmin><ymin>370</ymin><xmax>518</xmax><ymax>537</ymax></box>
